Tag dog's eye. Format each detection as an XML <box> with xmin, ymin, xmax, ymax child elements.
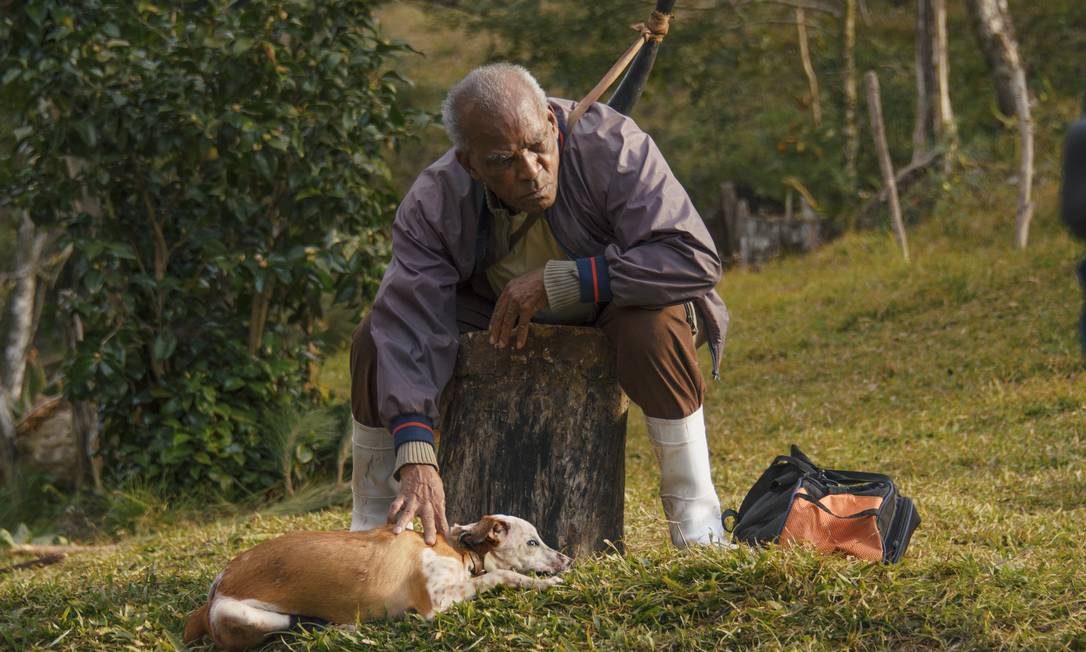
<box><xmin>527</xmin><ymin>539</ymin><xmax>539</xmax><ymax>547</ymax></box>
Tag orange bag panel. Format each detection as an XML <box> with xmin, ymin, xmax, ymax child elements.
<box><xmin>780</xmin><ymin>488</ymin><xmax>884</xmax><ymax>561</ymax></box>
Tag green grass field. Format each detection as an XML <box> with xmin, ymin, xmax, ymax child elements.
<box><xmin>3</xmin><ymin>173</ymin><xmax>1084</xmax><ymax>649</ymax></box>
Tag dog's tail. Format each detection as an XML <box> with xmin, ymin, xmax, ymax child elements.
<box><xmin>183</xmin><ymin>601</ymin><xmax>210</xmax><ymax>644</ymax></box>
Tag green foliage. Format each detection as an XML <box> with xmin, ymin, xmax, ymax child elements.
<box><xmin>0</xmin><ymin>0</ymin><xmax>419</xmax><ymax>494</ymax></box>
<box><xmin>446</xmin><ymin>0</ymin><xmax>877</xmax><ymax>214</ymax></box>
<box><xmin>437</xmin><ymin>0</ymin><xmax>1086</xmax><ymax>220</ymax></box>
<box><xmin>265</xmin><ymin>407</ymin><xmax>343</xmax><ymax>496</ymax></box>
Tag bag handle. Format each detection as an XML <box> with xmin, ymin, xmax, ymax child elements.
<box><xmin>794</xmin><ymin>493</ymin><xmax>880</xmax><ymax>520</ymax></box>
<box><xmin>790</xmin><ymin>445</ymin><xmax>894</xmax><ymax>485</ymax></box>
<box><xmin>772</xmin><ymin>454</ymin><xmax>817</xmax><ymax>474</ymax></box>
<box><xmin>789</xmin><ymin>444</ymin><xmax>817</xmax><ymax>467</ymax></box>
<box><xmin>823</xmin><ymin>469</ymin><xmax>894</xmax><ymax>485</ymax></box>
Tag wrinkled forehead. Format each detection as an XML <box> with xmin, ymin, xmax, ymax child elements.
<box><xmin>461</xmin><ymin>96</ymin><xmax>549</xmax><ymax>151</ymax></box>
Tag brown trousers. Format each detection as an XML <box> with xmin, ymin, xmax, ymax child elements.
<box><xmin>351</xmin><ymin>288</ymin><xmax>706</xmax><ymax>426</ymax></box>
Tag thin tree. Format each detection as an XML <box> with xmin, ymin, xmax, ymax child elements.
<box><xmin>796</xmin><ymin>7</ymin><xmax>822</xmax><ymax>128</ymax></box>
<box><xmin>931</xmin><ymin>0</ymin><xmax>958</xmax><ymax>167</ymax></box>
<box><xmin>3</xmin><ymin>212</ymin><xmax>47</xmax><ymax>412</ymax></box>
<box><xmin>0</xmin><ymin>386</ymin><xmax>14</xmax><ymax>482</ymax></box>
<box><xmin>1</xmin><ymin>210</ymin><xmax>48</xmax><ymax>482</ymax></box>
<box><xmin>967</xmin><ymin>0</ymin><xmax>1021</xmax><ymax>117</ymax></box>
<box><xmin>911</xmin><ymin>0</ymin><xmax>935</xmax><ymax>163</ymax></box>
<box><xmin>865</xmin><ymin>71</ymin><xmax>911</xmax><ymax>263</ymax></box>
<box><xmin>966</xmin><ymin>0</ymin><xmax>1034</xmax><ymax>248</ymax></box>
<box><xmin>842</xmin><ymin>0</ymin><xmax>859</xmax><ymax>190</ymax></box>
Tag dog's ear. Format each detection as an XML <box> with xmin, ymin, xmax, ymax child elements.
<box><xmin>484</xmin><ymin>517</ymin><xmax>509</xmax><ymax>545</ymax></box>
<box><xmin>462</xmin><ymin>516</ymin><xmax>508</xmax><ymax>548</ymax></box>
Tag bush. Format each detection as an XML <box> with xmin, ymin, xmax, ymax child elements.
<box><xmin>0</xmin><ymin>0</ymin><xmax>420</xmax><ymax>494</ymax></box>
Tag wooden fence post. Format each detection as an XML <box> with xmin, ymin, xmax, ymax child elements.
<box><xmin>717</xmin><ymin>182</ymin><xmax>740</xmax><ymax>264</ymax></box>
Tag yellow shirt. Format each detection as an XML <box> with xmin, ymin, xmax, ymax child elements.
<box><xmin>485</xmin><ymin>211</ymin><xmax>568</xmax><ymax>295</ymax></box>
<box><xmin>483</xmin><ymin>193</ymin><xmax>594</xmax><ymax>324</ymax></box>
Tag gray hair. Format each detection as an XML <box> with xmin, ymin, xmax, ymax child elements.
<box><xmin>441</xmin><ymin>63</ymin><xmax>548</xmax><ymax>152</ymax></box>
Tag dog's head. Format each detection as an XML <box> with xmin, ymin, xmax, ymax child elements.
<box><xmin>450</xmin><ymin>514</ymin><xmax>572</xmax><ymax>575</ymax></box>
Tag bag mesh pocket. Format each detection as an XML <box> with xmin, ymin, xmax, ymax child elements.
<box><xmin>779</xmin><ymin>488</ymin><xmax>885</xmax><ymax>561</ymax></box>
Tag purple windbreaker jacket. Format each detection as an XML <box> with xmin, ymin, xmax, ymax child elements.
<box><xmin>369</xmin><ymin>99</ymin><xmax>728</xmax><ymax>448</ymax></box>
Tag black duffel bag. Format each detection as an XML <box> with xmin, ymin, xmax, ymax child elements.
<box><xmin>722</xmin><ymin>446</ymin><xmax>920</xmax><ymax>563</ymax></box>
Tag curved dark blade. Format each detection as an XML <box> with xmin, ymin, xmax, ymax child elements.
<box><xmin>607</xmin><ymin>0</ymin><xmax>678</xmax><ymax>116</ymax></box>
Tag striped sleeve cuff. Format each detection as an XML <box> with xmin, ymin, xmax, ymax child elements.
<box><xmin>543</xmin><ymin>259</ymin><xmax>582</xmax><ymax>311</ymax></box>
<box><xmin>394</xmin><ymin>440</ymin><xmax>439</xmax><ymax>477</ymax></box>
<box><xmin>575</xmin><ymin>255</ymin><xmax>613</xmax><ymax>304</ymax></box>
<box><xmin>389</xmin><ymin>413</ymin><xmax>436</xmax><ymax>450</ymax></box>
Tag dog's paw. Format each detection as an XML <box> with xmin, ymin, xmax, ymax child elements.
<box><xmin>542</xmin><ymin>575</ymin><xmax>564</xmax><ymax>587</ymax></box>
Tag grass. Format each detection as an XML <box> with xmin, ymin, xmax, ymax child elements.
<box><xmin>4</xmin><ymin>171</ymin><xmax>1084</xmax><ymax>650</ymax></box>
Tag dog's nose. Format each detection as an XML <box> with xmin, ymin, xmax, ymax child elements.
<box><xmin>556</xmin><ymin>553</ymin><xmax>573</xmax><ymax>571</ymax></box>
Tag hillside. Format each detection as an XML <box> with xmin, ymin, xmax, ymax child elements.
<box><xmin>3</xmin><ymin>168</ymin><xmax>1082</xmax><ymax>648</ymax></box>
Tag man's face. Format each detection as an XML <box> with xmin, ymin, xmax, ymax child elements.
<box><xmin>456</xmin><ymin>96</ymin><xmax>560</xmax><ymax>215</ymax></box>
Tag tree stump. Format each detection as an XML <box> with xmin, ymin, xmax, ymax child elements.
<box><xmin>437</xmin><ymin>325</ymin><xmax>629</xmax><ymax>559</ymax></box>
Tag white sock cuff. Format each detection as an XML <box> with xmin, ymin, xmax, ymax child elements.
<box><xmin>352</xmin><ymin>418</ymin><xmax>392</xmax><ymax>450</ymax></box>
<box><xmin>645</xmin><ymin>406</ymin><xmax>704</xmax><ymax>445</ymax></box>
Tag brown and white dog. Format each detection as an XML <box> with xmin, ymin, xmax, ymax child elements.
<box><xmin>182</xmin><ymin>515</ymin><xmax>572</xmax><ymax>651</ymax></box>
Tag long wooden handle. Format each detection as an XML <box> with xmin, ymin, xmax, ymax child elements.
<box><xmin>566</xmin><ymin>36</ymin><xmax>648</xmax><ymax>131</ymax></box>
<box><xmin>566</xmin><ymin>1</ymin><xmax>676</xmax><ymax>132</ymax></box>
<box><xmin>609</xmin><ymin>0</ymin><xmax>678</xmax><ymax>115</ymax></box>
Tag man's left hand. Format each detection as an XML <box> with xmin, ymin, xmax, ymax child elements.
<box><xmin>489</xmin><ymin>268</ymin><xmax>548</xmax><ymax>349</ymax></box>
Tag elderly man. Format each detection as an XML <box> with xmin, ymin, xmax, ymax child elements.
<box><xmin>349</xmin><ymin>63</ymin><xmax>729</xmax><ymax>548</ymax></box>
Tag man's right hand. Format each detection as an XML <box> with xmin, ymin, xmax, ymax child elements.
<box><xmin>489</xmin><ymin>267</ymin><xmax>549</xmax><ymax>349</ymax></box>
<box><xmin>389</xmin><ymin>463</ymin><xmax>448</xmax><ymax>545</ymax></box>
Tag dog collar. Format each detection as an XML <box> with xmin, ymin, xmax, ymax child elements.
<box><xmin>457</xmin><ymin>532</ymin><xmax>487</xmax><ymax>576</ymax></box>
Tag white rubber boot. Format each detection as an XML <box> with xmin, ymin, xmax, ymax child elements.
<box><xmin>350</xmin><ymin>420</ymin><xmax>399</xmax><ymax>532</ymax></box>
<box><xmin>646</xmin><ymin>406</ymin><xmax>729</xmax><ymax>548</ymax></box>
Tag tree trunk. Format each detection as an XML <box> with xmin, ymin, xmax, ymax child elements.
<box><xmin>438</xmin><ymin>326</ymin><xmax>629</xmax><ymax>559</ymax></box>
<box><xmin>931</xmin><ymin>0</ymin><xmax>958</xmax><ymax>167</ymax></box>
<box><xmin>965</xmin><ymin>0</ymin><xmax>1033</xmax><ymax>247</ymax></box>
<box><xmin>1009</xmin><ymin>58</ymin><xmax>1034</xmax><ymax>249</ymax></box>
<box><xmin>966</xmin><ymin>0</ymin><xmax>1020</xmax><ymax>117</ymax></box>
<box><xmin>4</xmin><ymin>211</ymin><xmax>47</xmax><ymax>408</ymax></box>
<box><xmin>796</xmin><ymin>7</ymin><xmax>822</xmax><ymax>128</ymax></box>
<box><xmin>865</xmin><ymin>72</ymin><xmax>911</xmax><ymax>263</ymax></box>
<box><xmin>0</xmin><ymin>383</ymin><xmax>15</xmax><ymax>483</ymax></box>
<box><xmin>912</xmin><ymin>0</ymin><xmax>936</xmax><ymax>163</ymax></box>
<box><xmin>842</xmin><ymin>0</ymin><xmax>859</xmax><ymax>190</ymax></box>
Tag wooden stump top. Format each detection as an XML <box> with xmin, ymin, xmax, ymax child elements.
<box><xmin>451</xmin><ymin>325</ymin><xmax>618</xmax><ymax>380</ymax></box>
